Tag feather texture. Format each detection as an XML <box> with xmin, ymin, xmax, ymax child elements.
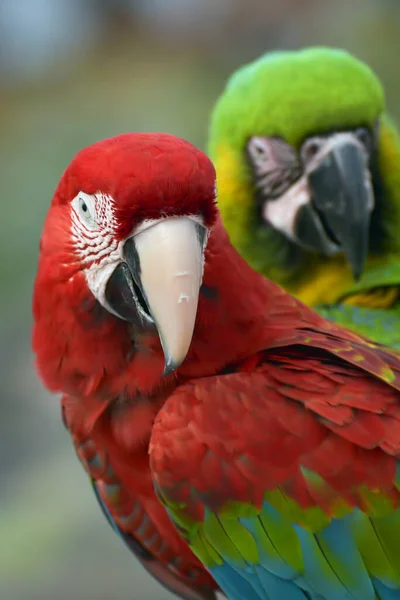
<box><xmin>208</xmin><ymin>47</ymin><xmax>400</xmax><ymax>349</ymax></box>
<box><xmin>32</xmin><ymin>132</ymin><xmax>400</xmax><ymax>600</ymax></box>
<box><xmin>61</xmin><ymin>394</ymin><xmax>218</xmax><ymax>600</ymax></box>
<box><xmin>150</xmin><ymin>329</ymin><xmax>400</xmax><ymax>599</ymax></box>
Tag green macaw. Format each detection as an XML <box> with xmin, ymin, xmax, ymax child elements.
<box><xmin>208</xmin><ymin>47</ymin><xmax>400</xmax><ymax>347</ymax></box>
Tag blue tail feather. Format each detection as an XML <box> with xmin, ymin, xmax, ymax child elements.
<box><xmin>316</xmin><ymin>518</ymin><xmax>375</xmax><ymax>600</ymax></box>
<box><xmin>210</xmin><ymin>563</ymin><xmax>265</xmax><ymax>600</ymax></box>
<box><xmin>374</xmin><ymin>579</ymin><xmax>400</xmax><ymax>600</ymax></box>
<box><xmin>255</xmin><ymin>565</ymin><xmax>310</xmax><ymax>599</ymax></box>
<box><xmin>293</xmin><ymin>524</ymin><xmax>359</xmax><ymax>600</ymax></box>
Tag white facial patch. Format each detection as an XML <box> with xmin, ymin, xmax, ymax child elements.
<box><xmin>70</xmin><ymin>191</ymin><xmax>124</xmax><ymax>307</ymax></box>
<box><xmin>262</xmin><ymin>176</ymin><xmax>311</xmax><ymax>239</ymax></box>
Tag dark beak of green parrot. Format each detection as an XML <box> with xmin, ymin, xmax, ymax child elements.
<box><xmin>295</xmin><ymin>143</ymin><xmax>374</xmax><ymax>280</ymax></box>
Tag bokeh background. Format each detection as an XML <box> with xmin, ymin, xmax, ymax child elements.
<box><xmin>1</xmin><ymin>1</ymin><xmax>399</xmax><ymax>598</ymax></box>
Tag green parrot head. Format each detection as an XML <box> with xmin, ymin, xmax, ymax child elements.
<box><xmin>209</xmin><ymin>47</ymin><xmax>389</xmax><ymax>289</ymax></box>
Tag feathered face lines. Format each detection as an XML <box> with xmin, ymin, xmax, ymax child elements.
<box><xmin>70</xmin><ymin>191</ymin><xmax>120</xmax><ymax>267</ymax></box>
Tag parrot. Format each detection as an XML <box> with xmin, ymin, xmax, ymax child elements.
<box><xmin>33</xmin><ymin>132</ymin><xmax>400</xmax><ymax>600</ymax></box>
<box><xmin>207</xmin><ymin>46</ymin><xmax>400</xmax><ymax>347</ymax></box>
<box><xmin>32</xmin><ymin>133</ymin><xmax>221</xmax><ymax>600</ymax></box>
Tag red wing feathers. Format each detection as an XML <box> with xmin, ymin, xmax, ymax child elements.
<box><xmin>150</xmin><ymin>348</ymin><xmax>400</xmax><ymax>520</ymax></box>
<box><xmin>61</xmin><ymin>395</ymin><xmax>219</xmax><ymax>599</ymax></box>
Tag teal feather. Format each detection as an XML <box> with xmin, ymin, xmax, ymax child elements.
<box><xmin>253</xmin><ymin>566</ymin><xmax>311</xmax><ymax>600</ymax></box>
<box><xmin>239</xmin><ymin>511</ymin><xmax>300</xmax><ymax>580</ymax></box>
<box><xmin>293</xmin><ymin>519</ymin><xmax>375</xmax><ymax>600</ymax></box>
<box><xmin>316</xmin><ymin>519</ymin><xmax>375</xmax><ymax>599</ymax></box>
<box><xmin>210</xmin><ymin>559</ymin><xmax>312</xmax><ymax>600</ymax></box>
<box><xmin>166</xmin><ymin>489</ymin><xmax>400</xmax><ymax>600</ymax></box>
<box><xmin>374</xmin><ymin>579</ymin><xmax>400</xmax><ymax>600</ymax></box>
<box><xmin>211</xmin><ymin>564</ymin><xmax>265</xmax><ymax>600</ymax></box>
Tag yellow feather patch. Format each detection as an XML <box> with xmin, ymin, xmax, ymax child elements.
<box><xmin>344</xmin><ymin>287</ymin><xmax>400</xmax><ymax>309</ymax></box>
<box><xmin>214</xmin><ymin>143</ymin><xmax>253</xmax><ymax>252</ymax></box>
<box><xmin>294</xmin><ymin>259</ymin><xmax>355</xmax><ymax>305</ymax></box>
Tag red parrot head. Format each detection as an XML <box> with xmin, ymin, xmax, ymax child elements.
<box><xmin>33</xmin><ymin>133</ymin><xmax>217</xmax><ymax>391</ymax></box>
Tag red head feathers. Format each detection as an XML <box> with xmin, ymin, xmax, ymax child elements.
<box><xmin>51</xmin><ymin>133</ymin><xmax>217</xmax><ymax>239</ymax></box>
<box><xmin>33</xmin><ymin>133</ymin><xmax>222</xmax><ymax>398</ymax></box>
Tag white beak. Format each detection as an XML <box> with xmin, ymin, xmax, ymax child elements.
<box><xmin>131</xmin><ymin>217</ymin><xmax>207</xmax><ymax>374</ymax></box>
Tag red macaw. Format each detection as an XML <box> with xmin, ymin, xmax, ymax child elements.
<box><xmin>33</xmin><ymin>133</ymin><xmax>400</xmax><ymax>600</ymax></box>
<box><xmin>32</xmin><ymin>133</ymin><xmax>220</xmax><ymax>600</ymax></box>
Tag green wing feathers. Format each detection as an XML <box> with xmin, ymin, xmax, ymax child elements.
<box><xmin>316</xmin><ymin>303</ymin><xmax>400</xmax><ymax>349</ymax></box>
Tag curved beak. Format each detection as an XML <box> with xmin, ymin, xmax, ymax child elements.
<box><xmin>306</xmin><ymin>143</ymin><xmax>374</xmax><ymax>280</ymax></box>
<box><xmin>106</xmin><ymin>217</ymin><xmax>207</xmax><ymax>375</ymax></box>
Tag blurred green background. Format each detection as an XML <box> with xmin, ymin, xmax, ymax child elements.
<box><xmin>1</xmin><ymin>1</ymin><xmax>399</xmax><ymax>598</ymax></box>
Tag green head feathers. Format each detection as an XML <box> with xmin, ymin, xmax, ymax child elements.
<box><xmin>208</xmin><ymin>47</ymin><xmax>400</xmax><ymax>299</ymax></box>
<box><xmin>209</xmin><ymin>47</ymin><xmax>384</xmax><ymax>155</ymax></box>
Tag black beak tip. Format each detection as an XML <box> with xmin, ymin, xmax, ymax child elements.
<box><xmin>347</xmin><ymin>238</ymin><xmax>368</xmax><ymax>282</ymax></box>
<box><xmin>350</xmin><ymin>261</ymin><xmax>364</xmax><ymax>282</ymax></box>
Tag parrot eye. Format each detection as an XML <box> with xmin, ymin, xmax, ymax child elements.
<box><xmin>354</xmin><ymin>127</ymin><xmax>371</xmax><ymax>151</ymax></box>
<box><xmin>300</xmin><ymin>137</ymin><xmax>324</xmax><ymax>165</ymax></box>
<box><xmin>73</xmin><ymin>192</ymin><xmax>98</xmax><ymax>230</ymax></box>
<box><xmin>247</xmin><ymin>137</ymin><xmax>270</xmax><ymax>161</ymax></box>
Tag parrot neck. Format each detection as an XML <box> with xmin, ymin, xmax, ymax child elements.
<box><xmin>179</xmin><ymin>217</ymin><xmax>280</xmax><ymax>379</ymax></box>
